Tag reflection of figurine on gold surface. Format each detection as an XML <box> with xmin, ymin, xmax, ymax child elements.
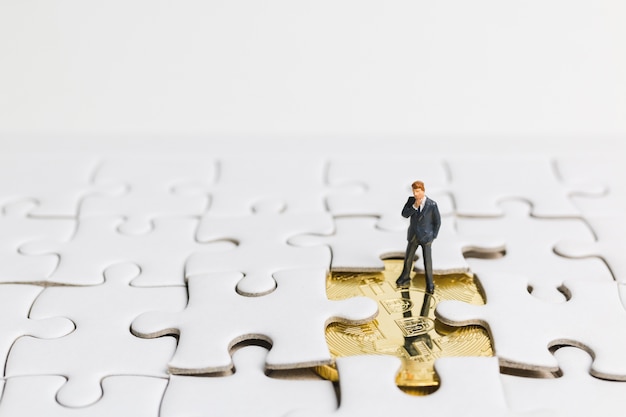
<box><xmin>400</xmin><ymin>290</ymin><xmax>434</xmax><ymax>356</ymax></box>
<box><xmin>395</xmin><ymin>181</ymin><xmax>441</xmax><ymax>293</ymax></box>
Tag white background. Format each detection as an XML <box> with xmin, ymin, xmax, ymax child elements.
<box><xmin>1</xmin><ymin>0</ymin><xmax>625</xmax><ymax>147</ymax></box>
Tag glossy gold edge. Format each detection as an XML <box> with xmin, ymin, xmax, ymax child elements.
<box><xmin>317</xmin><ymin>259</ymin><xmax>494</xmax><ymax>395</ymax></box>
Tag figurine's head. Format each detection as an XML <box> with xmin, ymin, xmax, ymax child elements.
<box><xmin>412</xmin><ymin>181</ymin><xmax>425</xmax><ymax>203</ymax></box>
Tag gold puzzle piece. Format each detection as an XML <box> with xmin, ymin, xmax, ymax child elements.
<box><xmin>317</xmin><ymin>259</ymin><xmax>493</xmax><ymax>395</ymax></box>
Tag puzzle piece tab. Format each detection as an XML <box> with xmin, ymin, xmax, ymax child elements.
<box><xmin>1</xmin><ymin>200</ymin><xmax>73</xmax><ymax>284</ymax></box>
<box><xmin>0</xmin><ymin>284</ymin><xmax>74</xmax><ymax>376</ymax></box>
<box><xmin>436</xmin><ymin>271</ymin><xmax>626</xmax><ymax>380</ymax></box>
<box><xmin>0</xmin><ymin>376</ymin><xmax>166</xmax><ymax>417</ymax></box>
<box><xmin>188</xmin><ymin>212</ymin><xmax>333</xmax><ymax>295</ymax></box>
<box><xmin>556</xmin><ymin>156</ymin><xmax>626</xmax><ymax>213</ymax></box>
<box><xmin>447</xmin><ymin>155</ymin><xmax>604</xmax><ymax>217</ymax></box>
<box><xmin>132</xmin><ymin>269</ymin><xmax>378</xmax><ymax>374</ymax></box>
<box><xmin>6</xmin><ymin>263</ymin><xmax>186</xmax><ymax>407</ymax></box>
<box><xmin>555</xmin><ymin>212</ymin><xmax>626</xmax><ymax>284</ymax></box>
<box><xmin>160</xmin><ymin>345</ymin><xmax>337</xmax><ymax>417</ymax></box>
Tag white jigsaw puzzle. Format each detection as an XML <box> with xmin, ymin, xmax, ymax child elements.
<box><xmin>285</xmin><ymin>355</ymin><xmax>552</xmax><ymax>416</ymax></box>
<box><xmin>5</xmin><ymin>263</ymin><xmax>187</xmax><ymax>408</ymax></box>
<box><xmin>131</xmin><ymin>269</ymin><xmax>378</xmax><ymax>374</ymax></box>
<box><xmin>160</xmin><ymin>345</ymin><xmax>337</xmax><ymax>417</ymax></box>
<box><xmin>187</xmin><ymin>211</ymin><xmax>333</xmax><ymax>295</ymax></box>
<box><xmin>436</xmin><ymin>271</ymin><xmax>626</xmax><ymax>380</ymax></box>
<box><xmin>2</xmin><ymin>145</ymin><xmax>626</xmax><ymax>415</ymax></box>
<box><xmin>0</xmin><ymin>376</ymin><xmax>167</xmax><ymax>417</ymax></box>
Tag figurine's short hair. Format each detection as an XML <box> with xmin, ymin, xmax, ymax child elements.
<box><xmin>412</xmin><ymin>181</ymin><xmax>425</xmax><ymax>191</ymax></box>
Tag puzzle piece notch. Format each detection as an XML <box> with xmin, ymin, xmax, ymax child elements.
<box><xmin>288</xmin><ymin>215</ymin><xmax>505</xmax><ymax>274</ymax></box>
<box><xmin>458</xmin><ymin>200</ymin><xmax>611</xmax><ymax>302</ymax></box>
<box><xmin>0</xmin><ymin>200</ymin><xmax>74</xmax><ymax>284</ymax></box>
<box><xmin>160</xmin><ymin>345</ymin><xmax>337</xmax><ymax>417</ymax></box>
<box><xmin>286</xmin><ymin>355</ymin><xmax>552</xmax><ymax>416</ymax></box>
<box><xmin>502</xmin><ymin>346</ymin><xmax>626</xmax><ymax>417</ymax></box>
<box><xmin>326</xmin><ymin>156</ymin><xmax>454</xmax><ymax>230</ymax></box>
<box><xmin>0</xmin><ymin>284</ymin><xmax>74</xmax><ymax>376</ymax></box>
<box><xmin>19</xmin><ymin>215</ymin><xmax>234</xmax><ymax>286</ymax></box>
<box><xmin>0</xmin><ymin>155</ymin><xmax>126</xmax><ymax>218</ymax></box>
<box><xmin>0</xmin><ymin>375</ymin><xmax>167</xmax><ymax>416</ymax></box>
<box><xmin>132</xmin><ymin>269</ymin><xmax>378</xmax><ymax>374</ymax></box>
<box><xmin>80</xmin><ymin>155</ymin><xmax>216</xmax><ymax>234</ymax></box>
<box><xmin>447</xmin><ymin>155</ymin><xmax>605</xmax><ymax>218</ymax></box>
<box><xmin>188</xmin><ymin>212</ymin><xmax>334</xmax><ymax>295</ymax></box>
<box><xmin>436</xmin><ymin>271</ymin><xmax>626</xmax><ymax>380</ymax></box>
<box><xmin>555</xmin><ymin>212</ymin><xmax>626</xmax><ymax>284</ymax></box>
<box><xmin>5</xmin><ymin>262</ymin><xmax>186</xmax><ymax>407</ymax></box>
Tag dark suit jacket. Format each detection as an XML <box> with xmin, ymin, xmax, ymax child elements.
<box><xmin>402</xmin><ymin>196</ymin><xmax>441</xmax><ymax>244</ymax></box>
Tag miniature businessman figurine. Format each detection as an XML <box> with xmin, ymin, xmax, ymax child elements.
<box><xmin>395</xmin><ymin>181</ymin><xmax>441</xmax><ymax>293</ymax></box>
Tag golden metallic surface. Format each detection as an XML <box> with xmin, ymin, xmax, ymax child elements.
<box><xmin>317</xmin><ymin>259</ymin><xmax>493</xmax><ymax>395</ymax></box>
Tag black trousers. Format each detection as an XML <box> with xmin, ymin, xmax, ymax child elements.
<box><xmin>399</xmin><ymin>235</ymin><xmax>434</xmax><ymax>289</ymax></box>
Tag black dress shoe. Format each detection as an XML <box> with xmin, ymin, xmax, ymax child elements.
<box><xmin>395</xmin><ymin>276</ymin><xmax>411</xmax><ymax>286</ymax></box>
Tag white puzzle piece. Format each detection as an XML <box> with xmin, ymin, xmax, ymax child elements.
<box><xmin>80</xmin><ymin>155</ymin><xmax>215</xmax><ymax>234</ymax></box>
<box><xmin>436</xmin><ymin>271</ymin><xmax>626</xmax><ymax>379</ymax></box>
<box><xmin>19</xmin><ymin>216</ymin><xmax>234</xmax><ymax>286</ymax></box>
<box><xmin>326</xmin><ymin>156</ymin><xmax>453</xmax><ymax>230</ymax></box>
<box><xmin>288</xmin><ymin>215</ymin><xmax>505</xmax><ymax>274</ymax></box>
<box><xmin>555</xmin><ymin>212</ymin><xmax>626</xmax><ymax>284</ymax></box>
<box><xmin>285</xmin><ymin>355</ymin><xmax>552</xmax><ymax>416</ymax></box>
<box><xmin>502</xmin><ymin>347</ymin><xmax>626</xmax><ymax>417</ymax></box>
<box><xmin>0</xmin><ymin>375</ymin><xmax>167</xmax><ymax>417</ymax></box>
<box><xmin>207</xmin><ymin>156</ymin><xmax>333</xmax><ymax>215</ymax></box>
<box><xmin>131</xmin><ymin>268</ymin><xmax>378</xmax><ymax>374</ymax></box>
<box><xmin>0</xmin><ymin>155</ymin><xmax>125</xmax><ymax>218</ymax></box>
<box><xmin>458</xmin><ymin>201</ymin><xmax>611</xmax><ymax>302</ymax></box>
<box><xmin>0</xmin><ymin>285</ymin><xmax>74</xmax><ymax>376</ymax></box>
<box><xmin>187</xmin><ymin>212</ymin><xmax>333</xmax><ymax>295</ymax></box>
<box><xmin>0</xmin><ymin>200</ymin><xmax>74</xmax><ymax>284</ymax></box>
<box><xmin>5</xmin><ymin>263</ymin><xmax>186</xmax><ymax>407</ymax></box>
<box><xmin>446</xmin><ymin>155</ymin><xmax>604</xmax><ymax>217</ymax></box>
<box><xmin>160</xmin><ymin>345</ymin><xmax>337</xmax><ymax>417</ymax></box>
